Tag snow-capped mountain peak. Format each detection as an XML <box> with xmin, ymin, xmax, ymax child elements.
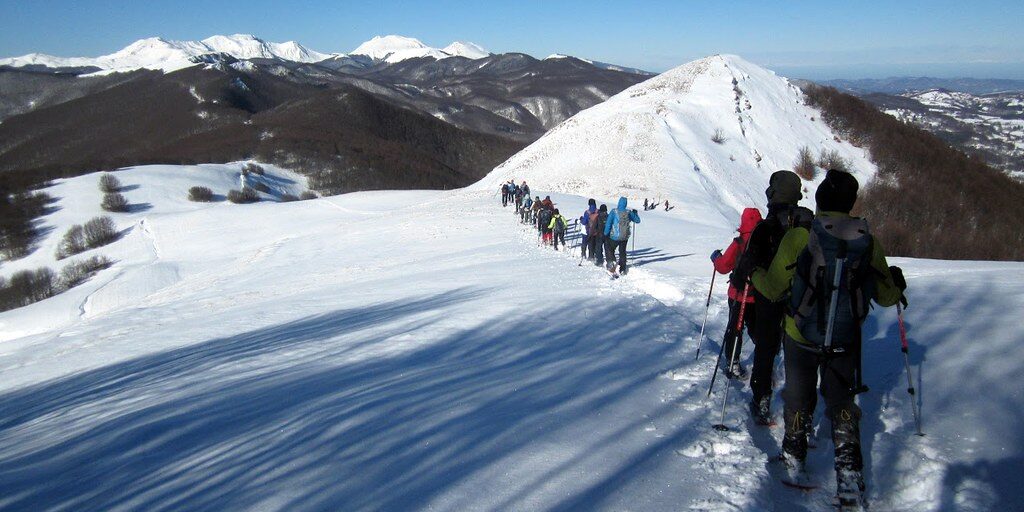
<box><xmin>350</xmin><ymin>35</ymin><xmax>430</xmax><ymax>60</ymax></box>
<box><xmin>442</xmin><ymin>41</ymin><xmax>490</xmax><ymax>59</ymax></box>
<box><xmin>0</xmin><ymin>34</ymin><xmax>330</xmax><ymax>74</ymax></box>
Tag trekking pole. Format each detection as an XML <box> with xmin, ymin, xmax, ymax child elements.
<box><xmin>695</xmin><ymin>269</ymin><xmax>717</xmax><ymax>360</ymax></box>
<box><xmin>713</xmin><ymin>283</ymin><xmax>751</xmax><ymax>432</ymax></box>
<box><xmin>823</xmin><ymin>243</ymin><xmax>847</xmax><ymax>350</ymax></box>
<box><xmin>631</xmin><ymin>222</ymin><xmax>636</xmax><ymax>252</ymax></box>
<box><xmin>897</xmin><ymin>302</ymin><xmax>924</xmax><ymax>436</ymax></box>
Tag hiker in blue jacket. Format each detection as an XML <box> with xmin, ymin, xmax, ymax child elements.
<box><xmin>603</xmin><ymin>197</ymin><xmax>641</xmax><ymax>274</ymax></box>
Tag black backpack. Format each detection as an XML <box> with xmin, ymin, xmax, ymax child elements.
<box><xmin>731</xmin><ymin>206</ymin><xmax>813</xmax><ymax>290</ymax></box>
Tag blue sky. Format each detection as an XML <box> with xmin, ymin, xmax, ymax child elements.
<box><xmin>2</xmin><ymin>0</ymin><xmax>1023</xmax><ymax>78</ymax></box>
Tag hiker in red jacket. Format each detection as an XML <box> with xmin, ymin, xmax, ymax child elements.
<box><xmin>711</xmin><ymin>207</ymin><xmax>763</xmax><ymax>379</ymax></box>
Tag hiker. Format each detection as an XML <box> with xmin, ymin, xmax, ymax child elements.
<box><xmin>741</xmin><ymin>170</ymin><xmax>813</xmax><ymax>425</ymax></box>
<box><xmin>664</xmin><ymin>200</ymin><xmax>674</xmax><ymax>211</ymax></box>
<box><xmin>501</xmin><ymin>182</ymin><xmax>509</xmax><ymax>207</ymax></box>
<box><xmin>750</xmin><ymin>170</ymin><xmax>908</xmax><ymax>508</ymax></box>
<box><xmin>522</xmin><ymin>181</ymin><xmax>530</xmax><ymax>199</ymax></box>
<box><xmin>538</xmin><ymin>205</ymin><xmax>554</xmax><ymax>245</ymax></box>
<box><xmin>531</xmin><ymin>196</ymin><xmax>542</xmax><ymax>224</ymax></box>
<box><xmin>521</xmin><ymin>196</ymin><xmax>533</xmax><ymax>223</ymax></box>
<box><xmin>514</xmin><ymin>184</ymin><xmax>524</xmax><ymax>213</ymax></box>
<box><xmin>580</xmin><ymin>199</ymin><xmax>597</xmax><ymax>258</ymax></box>
<box><xmin>710</xmin><ymin>207</ymin><xmax>763</xmax><ymax>379</ymax></box>
<box><xmin>589</xmin><ymin>204</ymin><xmax>608</xmax><ymax>265</ymax></box>
<box><xmin>542</xmin><ymin>195</ymin><xmax>554</xmax><ymax>210</ymax></box>
<box><xmin>643</xmin><ymin>198</ymin><xmax>649</xmax><ymax>211</ymax></box>
<box><xmin>603</xmin><ymin>197</ymin><xmax>641</xmax><ymax>274</ymax></box>
<box><xmin>549</xmin><ymin>209</ymin><xmax>568</xmax><ymax>250</ymax></box>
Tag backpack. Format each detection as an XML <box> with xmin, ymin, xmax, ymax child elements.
<box><xmin>554</xmin><ymin>215</ymin><xmax>566</xmax><ymax>233</ymax></box>
<box><xmin>732</xmin><ymin>206</ymin><xmax>813</xmax><ymax>289</ymax></box>
<box><xmin>616</xmin><ymin>209</ymin><xmax>631</xmax><ymax>240</ymax></box>
<box><xmin>790</xmin><ymin>216</ymin><xmax>877</xmax><ymax>348</ymax></box>
<box><xmin>587</xmin><ymin>212</ymin><xmax>600</xmax><ymax>236</ymax></box>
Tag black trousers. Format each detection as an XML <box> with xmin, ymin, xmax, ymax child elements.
<box><xmin>605</xmin><ymin>239</ymin><xmax>627</xmax><ymax>270</ymax></box>
<box><xmin>580</xmin><ymin>235</ymin><xmax>589</xmax><ymax>257</ymax></box>
<box><xmin>552</xmin><ymin>230</ymin><xmax>565</xmax><ymax>249</ymax></box>
<box><xmin>723</xmin><ymin>297</ymin><xmax>756</xmax><ymax>366</ymax></box>
<box><xmin>749</xmin><ymin>298</ymin><xmax>785</xmax><ymax>400</ymax></box>
<box><xmin>781</xmin><ymin>335</ymin><xmax>863</xmax><ymax>472</ymax></box>
<box><xmin>589</xmin><ymin>235</ymin><xmax>603</xmax><ymax>264</ymax></box>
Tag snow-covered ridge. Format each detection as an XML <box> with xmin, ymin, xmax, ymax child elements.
<box><xmin>349</xmin><ymin>35</ymin><xmax>490</xmax><ymax>63</ymax></box>
<box><xmin>479</xmin><ymin>54</ymin><xmax>875</xmax><ymax>227</ymax></box>
<box><xmin>0</xmin><ymin>34</ymin><xmax>332</xmax><ymax>73</ymax></box>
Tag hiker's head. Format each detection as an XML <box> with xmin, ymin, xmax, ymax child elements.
<box><xmin>766</xmin><ymin>170</ymin><xmax>802</xmax><ymax>206</ymax></box>
<box><xmin>815</xmin><ymin>169</ymin><xmax>859</xmax><ymax>213</ymax></box>
<box><xmin>599</xmin><ymin>204</ymin><xmax>608</xmax><ymax>212</ymax></box>
<box><xmin>588</xmin><ymin>198</ymin><xmax>596</xmax><ymax>207</ymax></box>
<box><xmin>739</xmin><ymin>207</ymin><xmax>763</xmax><ymax>234</ymax></box>
<box><xmin>617</xmin><ymin>197</ymin><xmax>628</xmax><ymax>210</ymax></box>
<box><xmin>554</xmin><ymin>209</ymin><xmax>560</xmax><ymax>215</ymax></box>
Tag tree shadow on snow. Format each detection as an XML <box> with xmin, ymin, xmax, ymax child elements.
<box><xmin>0</xmin><ymin>286</ymin><xmax>703</xmax><ymax>511</ymax></box>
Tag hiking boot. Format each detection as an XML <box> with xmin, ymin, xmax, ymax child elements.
<box><xmin>724</xmin><ymin>361</ymin><xmax>747</xmax><ymax>380</ymax></box>
<box><xmin>836</xmin><ymin>468</ymin><xmax>867</xmax><ymax>510</ymax></box>
<box><xmin>775</xmin><ymin>452</ymin><xmax>814</xmax><ymax>489</ymax></box>
<box><xmin>750</xmin><ymin>394</ymin><xmax>772</xmax><ymax>426</ymax></box>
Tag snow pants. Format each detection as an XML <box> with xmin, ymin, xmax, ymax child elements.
<box><xmin>781</xmin><ymin>336</ymin><xmax>863</xmax><ymax>473</ymax></box>
<box><xmin>552</xmin><ymin>230</ymin><xmax>566</xmax><ymax>250</ymax></box>
<box><xmin>589</xmin><ymin>235</ymin><xmax>604</xmax><ymax>264</ymax></box>
<box><xmin>723</xmin><ymin>297</ymin><xmax>756</xmax><ymax>367</ymax></box>
<box><xmin>605</xmin><ymin>238</ymin><xmax>628</xmax><ymax>272</ymax></box>
<box><xmin>749</xmin><ymin>297</ymin><xmax>786</xmax><ymax>401</ymax></box>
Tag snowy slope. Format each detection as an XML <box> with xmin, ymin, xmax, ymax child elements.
<box><xmin>0</xmin><ymin>163</ymin><xmax>1021</xmax><ymax>510</ymax></box>
<box><xmin>480</xmin><ymin>54</ymin><xmax>875</xmax><ymax>228</ymax></box>
<box><xmin>0</xmin><ymin>35</ymin><xmax>331</xmax><ymax>73</ymax></box>
<box><xmin>442</xmin><ymin>41</ymin><xmax>490</xmax><ymax>59</ymax></box>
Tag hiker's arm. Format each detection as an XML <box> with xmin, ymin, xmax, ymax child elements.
<box><xmin>713</xmin><ymin>238</ymin><xmax>741</xmax><ymax>274</ymax></box>
<box><xmin>870</xmin><ymin>239</ymin><xmax>901</xmax><ymax>307</ymax></box>
<box><xmin>630</xmin><ymin>210</ymin><xmax>641</xmax><ymax>223</ymax></box>
<box><xmin>751</xmin><ymin>227</ymin><xmax>808</xmax><ymax>302</ymax></box>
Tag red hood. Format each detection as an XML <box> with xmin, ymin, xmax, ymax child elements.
<box><xmin>739</xmin><ymin>208</ymin><xmax>763</xmax><ymax>236</ymax></box>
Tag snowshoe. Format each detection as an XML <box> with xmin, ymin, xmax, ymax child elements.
<box><xmin>774</xmin><ymin>453</ymin><xmax>817</xmax><ymax>490</ymax></box>
<box><xmin>750</xmin><ymin>395</ymin><xmax>773</xmax><ymax>426</ymax></box>
<box><xmin>835</xmin><ymin>469</ymin><xmax>867</xmax><ymax>510</ymax></box>
<box><xmin>724</xmin><ymin>362</ymin><xmax>747</xmax><ymax>380</ymax></box>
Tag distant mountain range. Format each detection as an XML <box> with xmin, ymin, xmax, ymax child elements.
<box><xmin>0</xmin><ymin>34</ymin><xmax>651</xmax><ymax>193</ymax></box>
<box><xmin>820</xmin><ymin>77</ymin><xmax>1024</xmax><ymax>95</ymax></box>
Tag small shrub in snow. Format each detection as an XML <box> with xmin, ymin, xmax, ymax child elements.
<box><xmin>56</xmin><ymin>225</ymin><xmax>87</xmax><ymax>260</ymax></box>
<box><xmin>98</xmin><ymin>173</ymin><xmax>122</xmax><ymax>193</ymax></box>
<box><xmin>242</xmin><ymin>163</ymin><xmax>265</xmax><ymax>175</ymax></box>
<box><xmin>188</xmin><ymin>186</ymin><xmax>214</xmax><ymax>202</ymax></box>
<box><xmin>101</xmin><ymin>192</ymin><xmax>129</xmax><ymax>212</ymax></box>
<box><xmin>711</xmin><ymin>128</ymin><xmax>726</xmax><ymax>144</ymax></box>
<box><xmin>227</xmin><ymin>187</ymin><xmax>259</xmax><ymax>204</ymax></box>
<box><xmin>57</xmin><ymin>255</ymin><xmax>113</xmax><ymax>290</ymax></box>
<box><xmin>300</xmin><ymin>191</ymin><xmax>318</xmax><ymax>200</ymax></box>
<box><xmin>84</xmin><ymin>216</ymin><xmax>118</xmax><ymax>248</ymax></box>
<box><xmin>794</xmin><ymin>146</ymin><xmax>817</xmax><ymax>180</ymax></box>
<box><xmin>253</xmin><ymin>182</ymin><xmax>271</xmax><ymax>194</ymax></box>
<box><xmin>279</xmin><ymin>193</ymin><xmax>299</xmax><ymax>202</ymax></box>
<box><xmin>818</xmin><ymin>148</ymin><xmax>850</xmax><ymax>172</ymax></box>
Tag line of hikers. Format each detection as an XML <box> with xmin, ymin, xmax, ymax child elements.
<box><xmin>501</xmin><ymin>181</ymin><xmax>641</xmax><ymax>276</ymax></box>
<box><xmin>708</xmin><ymin>169</ymin><xmax>908</xmax><ymax>510</ymax></box>
<box><xmin>642</xmin><ymin>198</ymin><xmax>673</xmax><ymax>211</ymax></box>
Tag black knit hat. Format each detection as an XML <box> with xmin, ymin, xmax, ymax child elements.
<box><xmin>766</xmin><ymin>170</ymin><xmax>802</xmax><ymax>205</ymax></box>
<box><xmin>588</xmin><ymin>198</ymin><xmax>596</xmax><ymax>206</ymax></box>
<box><xmin>815</xmin><ymin>169</ymin><xmax>859</xmax><ymax>213</ymax></box>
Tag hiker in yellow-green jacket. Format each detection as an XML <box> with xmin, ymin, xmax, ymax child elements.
<box><xmin>750</xmin><ymin>170</ymin><xmax>908</xmax><ymax>509</ymax></box>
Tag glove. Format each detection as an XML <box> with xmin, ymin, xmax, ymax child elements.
<box><xmin>711</xmin><ymin>249</ymin><xmax>723</xmax><ymax>262</ymax></box>
<box><xmin>889</xmin><ymin>265</ymin><xmax>909</xmax><ymax>308</ymax></box>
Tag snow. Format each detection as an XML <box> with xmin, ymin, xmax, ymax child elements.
<box><xmin>1</xmin><ymin>55</ymin><xmax>1022</xmax><ymax>511</ymax></box>
<box><xmin>0</xmin><ymin>34</ymin><xmax>330</xmax><ymax>73</ymax></box>
<box><xmin>478</xmin><ymin>54</ymin><xmax>876</xmax><ymax>228</ymax></box>
<box><xmin>441</xmin><ymin>41</ymin><xmax>490</xmax><ymax>59</ymax></box>
<box><xmin>350</xmin><ymin>35</ymin><xmax>490</xmax><ymax>63</ymax></box>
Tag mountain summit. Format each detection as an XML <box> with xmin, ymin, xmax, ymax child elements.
<box><xmin>478</xmin><ymin>54</ymin><xmax>874</xmax><ymax>223</ymax></box>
